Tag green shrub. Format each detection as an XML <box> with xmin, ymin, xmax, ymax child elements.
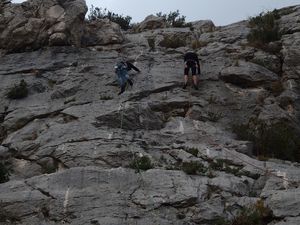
<box><xmin>247</xmin><ymin>10</ymin><xmax>281</xmax><ymax>49</ymax></box>
<box><xmin>200</xmin><ymin>200</ymin><xmax>272</xmax><ymax>225</ymax></box>
<box><xmin>206</xmin><ymin>184</ymin><xmax>222</xmax><ymax>199</ymax></box>
<box><xmin>129</xmin><ymin>155</ymin><xmax>153</xmax><ymax>172</ymax></box>
<box><xmin>182</xmin><ymin>161</ymin><xmax>207</xmax><ymax>175</ymax></box>
<box><xmin>48</xmin><ymin>79</ymin><xmax>56</xmax><ymax>88</ymax></box>
<box><xmin>231</xmin><ymin>200</ymin><xmax>273</xmax><ymax>225</ymax></box>
<box><xmin>156</xmin><ymin>10</ymin><xmax>188</xmax><ymax>28</ymax></box>
<box><xmin>191</xmin><ymin>40</ymin><xmax>208</xmax><ymax>49</ymax></box>
<box><xmin>0</xmin><ymin>209</ymin><xmax>19</xmax><ymax>223</ymax></box>
<box><xmin>209</xmin><ymin>159</ymin><xmax>241</xmax><ymax>176</ymax></box>
<box><xmin>186</xmin><ymin>148</ymin><xmax>199</xmax><ymax>157</ymax></box>
<box><xmin>214</xmin><ymin>217</ymin><xmax>231</xmax><ymax>225</ymax></box>
<box><xmin>100</xmin><ymin>95</ymin><xmax>113</xmax><ymax>100</ymax></box>
<box><xmin>42</xmin><ymin>164</ymin><xmax>57</xmax><ymax>174</ymax></box>
<box><xmin>159</xmin><ymin>35</ymin><xmax>186</xmax><ymax>49</ymax></box>
<box><xmin>64</xmin><ymin>97</ymin><xmax>76</xmax><ymax>104</ymax></box>
<box><xmin>207</xmin><ymin>110</ymin><xmax>223</xmax><ymax>122</ymax></box>
<box><xmin>0</xmin><ymin>162</ymin><xmax>10</xmax><ymax>183</ymax></box>
<box><xmin>176</xmin><ymin>213</ymin><xmax>186</xmax><ymax>220</ymax></box>
<box><xmin>233</xmin><ymin>120</ymin><xmax>300</xmax><ymax>162</ymax></box>
<box><xmin>250</xmin><ymin>58</ymin><xmax>267</xmax><ymax>69</ymax></box>
<box><xmin>147</xmin><ymin>37</ymin><xmax>156</xmax><ymax>51</ymax></box>
<box><xmin>266</xmin><ymin>81</ymin><xmax>284</xmax><ymax>97</ymax></box>
<box><xmin>88</xmin><ymin>5</ymin><xmax>132</xmax><ymax>30</ymax></box>
<box><xmin>210</xmin><ymin>159</ymin><xmax>228</xmax><ymax>170</ymax></box>
<box><xmin>6</xmin><ymin>79</ymin><xmax>28</xmax><ymax>99</ymax></box>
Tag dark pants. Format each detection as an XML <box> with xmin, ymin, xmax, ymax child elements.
<box><xmin>119</xmin><ymin>78</ymin><xmax>133</xmax><ymax>95</ymax></box>
<box><xmin>184</xmin><ymin>60</ymin><xmax>197</xmax><ymax>75</ymax></box>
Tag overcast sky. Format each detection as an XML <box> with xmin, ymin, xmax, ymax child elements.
<box><xmin>12</xmin><ymin>0</ymin><xmax>300</xmax><ymax>26</ymax></box>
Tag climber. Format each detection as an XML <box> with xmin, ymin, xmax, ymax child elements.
<box><xmin>114</xmin><ymin>60</ymin><xmax>140</xmax><ymax>95</ymax></box>
<box><xmin>183</xmin><ymin>51</ymin><xmax>200</xmax><ymax>90</ymax></box>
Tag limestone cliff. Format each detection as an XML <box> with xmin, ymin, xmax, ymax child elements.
<box><xmin>0</xmin><ymin>1</ymin><xmax>300</xmax><ymax>225</ymax></box>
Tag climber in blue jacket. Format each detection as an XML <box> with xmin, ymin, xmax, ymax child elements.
<box><xmin>114</xmin><ymin>60</ymin><xmax>140</xmax><ymax>95</ymax></box>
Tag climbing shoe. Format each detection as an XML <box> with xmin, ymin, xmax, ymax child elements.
<box><xmin>118</xmin><ymin>85</ymin><xmax>126</xmax><ymax>95</ymax></box>
<box><xmin>183</xmin><ymin>83</ymin><xmax>187</xmax><ymax>89</ymax></box>
<box><xmin>193</xmin><ymin>84</ymin><xmax>199</xmax><ymax>90</ymax></box>
<box><xmin>128</xmin><ymin>79</ymin><xmax>133</xmax><ymax>86</ymax></box>
<box><xmin>118</xmin><ymin>90</ymin><xmax>125</xmax><ymax>95</ymax></box>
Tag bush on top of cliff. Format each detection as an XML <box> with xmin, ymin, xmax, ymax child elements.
<box><xmin>156</xmin><ymin>10</ymin><xmax>191</xmax><ymax>28</ymax></box>
<box><xmin>247</xmin><ymin>10</ymin><xmax>281</xmax><ymax>49</ymax></box>
<box><xmin>87</xmin><ymin>5</ymin><xmax>132</xmax><ymax>30</ymax></box>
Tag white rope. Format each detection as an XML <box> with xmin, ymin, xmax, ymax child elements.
<box><xmin>63</xmin><ymin>187</ymin><xmax>70</xmax><ymax>214</ymax></box>
<box><xmin>117</xmin><ymin>33</ymin><xmax>163</xmax><ymax>222</ymax></box>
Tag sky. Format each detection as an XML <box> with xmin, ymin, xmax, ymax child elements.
<box><xmin>12</xmin><ymin>0</ymin><xmax>300</xmax><ymax>26</ymax></box>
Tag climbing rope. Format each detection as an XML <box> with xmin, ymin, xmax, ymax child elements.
<box><xmin>187</xmin><ymin>83</ymin><xmax>193</xmax><ymax>116</ymax></box>
<box><xmin>117</xmin><ymin>88</ymin><xmax>148</xmax><ymax>225</ymax></box>
<box><xmin>118</xmin><ymin>102</ymin><xmax>124</xmax><ymax>130</ymax></box>
<box><xmin>185</xmin><ymin>77</ymin><xmax>193</xmax><ymax>118</ymax></box>
<box><xmin>116</xmin><ymin>34</ymin><xmax>163</xmax><ymax>222</ymax></box>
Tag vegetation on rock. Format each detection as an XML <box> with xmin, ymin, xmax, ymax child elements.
<box><xmin>129</xmin><ymin>155</ymin><xmax>154</xmax><ymax>172</ymax></box>
<box><xmin>159</xmin><ymin>35</ymin><xmax>186</xmax><ymax>48</ymax></box>
<box><xmin>182</xmin><ymin>161</ymin><xmax>207</xmax><ymax>175</ymax></box>
<box><xmin>231</xmin><ymin>200</ymin><xmax>273</xmax><ymax>225</ymax></box>
<box><xmin>88</xmin><ymin>5</ymin><xmax>132</xmax><ymax>30</ymax></box>
<box><xmin>247</xmin><ymin>10</ymin><xmax>281</xmax><ymax>50</ymax></box>
<box><xmin>0</xmin><ymin>162</ymin><xmax>10</xmax><ymax>183</ymax></box>
<box><xmin>6</xmin><ymin>79</ymin><xmax>28</xmax><ymax>99</ymax></box>
<box><xmin>233</xmin><ymin>120</ymin><xmax>300</xmax><ymax>162</ymax></box>
<box><xmin>156</xmin><ymin>10</ymin><xmax>191</xmax><ymax>28</ymax></box>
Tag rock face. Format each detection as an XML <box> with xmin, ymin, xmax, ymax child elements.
<box><xmin>220</xmin><ymin>60</ymin><xmax>279</xmax><ymax>87</ymax></box>
<box><xmin>0</xmin><ymin>0</ymin><xmax>87</xmax><ymax>52</ymax></box>
<box><xmin>192</xmin><ymin>20</ymin><xmax>216</xmax><ymax>33</ymax></box>
<box><xmin>137</xmin><ymin>15</ymin><xmax>166</xmax><ymax>31</ymax></box>
<box><xmin>0</xmin><ymin>2</ymin><xmax>300</xmax><ymax>225</ymax></box>
<box><xmin>82</xmin><ymin>19</ymin><xmax>125</xmax><ymax>46</ymax></box>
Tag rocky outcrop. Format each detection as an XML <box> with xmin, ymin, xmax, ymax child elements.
<box><xmin>0</xmin><ymin>3</ymin><xmax>300</xmax><ymax>225</ymax></box>
<box><xmin>137</xmin><ymin>15</ymin><xmax>166</xmax><ymax>31</ymax></box>
<box><xmin>191</xmin><ymin>20</ymin><xmax>216</xmax><ymax>33</ymax></box>
<box><xmin>0</xmin><ymin>0</ymin><xmax>87</xmax><ymax>52</ymax></box>
<box><xmin>220</xmin><ymin>60</ymin><xmax>279</xmax><ymax>87</ymax></box>
<box><xmin>82</xmin><ymin>19</ymin><xmax>125</xmax><ymax>46</ymax></box>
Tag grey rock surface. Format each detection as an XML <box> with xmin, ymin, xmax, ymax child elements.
<box><xmin>137</xmin><ymin>15</ymin><xmax>166</xmax><ymax>31</ymax></box>
<box><xmin>192</xmin><ymin>20</ymin><xmax>216</xmax><ymax>33</ymax></box>
<box><xmin>82</xmin><ymin>19</ymin><xmax>125</xmax><ymax>46</ymax></box>
<box><xmin>270</xmin><ymin>217</ymin><xmax>300</xmax><ymax>225</ymax></box>
<box><xmin>265</xmin><ymin>188</ymin><xmax>300</xmax><ymax>217</ymax></box>
<box><xmin>0</xmin><ymin>3</ymin><xmax>300</xmax><ymax>225</ymax></box>
<box><xmin>0</xmin><ymin>0</ymin><xmax>87</xmax><ymax>52</ymax></box>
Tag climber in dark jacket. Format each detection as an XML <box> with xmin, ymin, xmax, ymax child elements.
<box><xmin>114</xmin><ymin>61</ymin><xmax>140</xmax><ymax>95</ymax></box>
<box><xmin>183</xmin><ymin>52</ymin><xmax>200</xmax><ymax>90</ymax></box>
